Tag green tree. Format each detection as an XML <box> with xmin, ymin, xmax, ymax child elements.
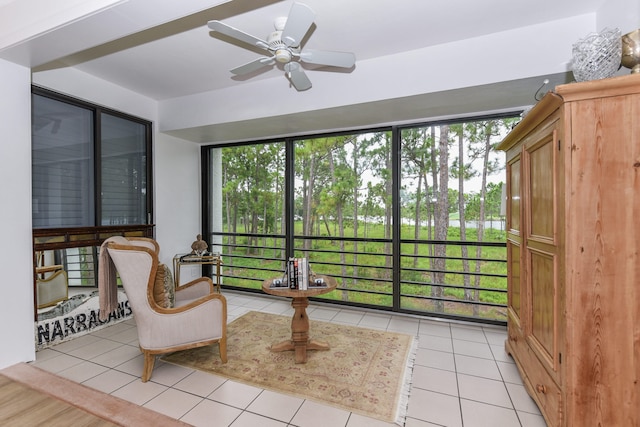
<box><xmin>450</xmin><ymin>123</ymin><xmax>474</xmax><ymax>301</ymax></box>
<box><xmin>401</xmin><ymin>128</ymin><xmax>433</xmax><ymax>268</ymax></box>
<box><xmin>465</xmin><ymin>119</ymin><xmax>510</xmax><ymax>314</ymax></box>
<box><xmin>432</xmin><ymin>125</ymin><xmax>451</xmax><ymax>312</ymax></box>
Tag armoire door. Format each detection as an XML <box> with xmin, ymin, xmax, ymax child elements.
<box><xmin>523</xmin><ymin>124</ymin><xmax>560</xmax><ymax>381</ymax></box>
<box><xmin>506</xmin><ymin>156</ymin><xmax>522</xmax><ymax>324</ymax></box>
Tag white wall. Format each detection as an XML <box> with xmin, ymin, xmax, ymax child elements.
<box><xmin>0</xmin><ymin>59</ymin><xmax>37</xmax><ymax>367</ymax></box>
<box><xmin>597</xmin><ymin>0</ymin><xmax>639</xmax><ymax>35</ymax></box>
<box><xmin>33</xmin><ymin>68</ymin><xmax>157</xmax><ymax>122</ymax></box>
<box><xmin>154</xmin><ymin>132</ymin><xmax>203</xmax><ymax>268</ymax></box>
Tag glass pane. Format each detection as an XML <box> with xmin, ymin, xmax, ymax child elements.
<box><xmin>100</xmin><ymin>113</ymin><xmax>148</xmax><ymax>225</ymax></box>
<box><xmin>294</xmin><ymin>132</ymin><xmax>393</xmax><ymax>306</ymax></box>
<box><xmin>216</xmin><ymin>142</ymin><xmax>286</xmax><ymax>290</ymax></box>
<box><xmin>64</xmin><ymin>246</ymin><xmax>98</xmax><ymax>287</ymax></box>
<box><xmin>399</xmin><ymin>119</ymin><xmax>512</xmax><ymax>321</ymax></box>
<box><xmin>32</xmin><ymin>94</ymin><xmax>94</xmax><ymax>227</ymax></box>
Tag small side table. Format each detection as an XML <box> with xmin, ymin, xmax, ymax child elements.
<box><xmin>173</xmin><ymin>253</ymin><xmax>222</xmax><ymax>292</ymax></box>
<box><xmin>261</xmin><ymin>275</ymin><xmax>337</xmax><ymax>363</ymax></box>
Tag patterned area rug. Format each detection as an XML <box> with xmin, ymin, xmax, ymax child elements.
<box><xmin>162</xmin><ymin>311</ymin><xmax>416</xmax><ymax>425</ymax></box>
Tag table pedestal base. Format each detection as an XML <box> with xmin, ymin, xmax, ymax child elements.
<box><xmin>269</xmin><ymin>296</ymin><xmax>330</xmax><ymax>363</ymax></box>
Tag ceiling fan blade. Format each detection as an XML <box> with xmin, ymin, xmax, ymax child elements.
<box><xmin>299</xmin><ymin>49</ymin><xmax>356</xmax><ymax>68</ymax></box>
<box><xmin>281</xmin><ymin>2</ymin><xmax>315</xmax><ymax>47</ymax></box>
<box><xmin>284</xmin><ymin>62</ymin><xmax>312</xmax><ymax>91</ymax></box>
<box><xmin>208</xmin><ymin>20</ymin><xmax>270</xmax><ymax>50</ymax></box>
<box><xmin>230</xmin><ymin>56</ymin><xmax>276</xmax><ymax>75</ymax></box>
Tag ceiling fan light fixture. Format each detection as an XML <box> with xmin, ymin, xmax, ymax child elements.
<box><xmin>275</xmin><ymin>48</ymin><xmax>292</xmax><ymax>63</ymax></box>
<box><xmin>274</xmin><ymin>16</ymin><xmax>287</xmax><ymax>31</ymax></box>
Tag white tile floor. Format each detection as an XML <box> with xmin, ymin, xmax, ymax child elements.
<box><xmin>32</xmin><ymin>291</ymin><xmax>547</xmax><ymax>427</ymax></box>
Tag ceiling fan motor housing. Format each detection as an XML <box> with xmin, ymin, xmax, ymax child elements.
<box><xmin>267</xmin><ymin>30</ymin><xmax>292</xmax><ymax>63</ymax></box>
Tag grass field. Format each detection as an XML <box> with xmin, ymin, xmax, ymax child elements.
<box><xmin>219</xmin><ymin>222</ymin><xmax>508</xmax><ymax>322</ymax></box>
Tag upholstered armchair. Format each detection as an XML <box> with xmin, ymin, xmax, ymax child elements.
<box><xmin>103</xmin><ymin>237</ymin><xmax>227</xmax><ymax>382</ymax></box>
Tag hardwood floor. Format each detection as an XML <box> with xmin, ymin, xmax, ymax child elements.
<box><xmin>0</xmin><ymin>363</ymin><xmax>189</xmax><ymax>426</ymax></box>
<box><xmin>0</xmin><ymin>374</ymin><xmax>117</xmax><ymax>426</ymax></box>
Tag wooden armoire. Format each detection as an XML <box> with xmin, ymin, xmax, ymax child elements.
<box><xmin>497</xmin><ymin>73</ymin><xmax>639</xmax><ymax>427</ymax></box>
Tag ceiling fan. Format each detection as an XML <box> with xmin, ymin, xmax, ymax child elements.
<box><xmin>207</xmin><ymin>2</ymin><xmax>356</xmax><ymax>91</ymax></box>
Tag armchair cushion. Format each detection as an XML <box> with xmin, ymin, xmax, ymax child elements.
<box><xmin>174</xmin><ymin>277</ymin><xmax>215</xmax><ymax>308</ymax></box>
<box><xmin>153</xmin><ymin>263</ymin><xmax>175</xmax><ymax>308</ymax></box>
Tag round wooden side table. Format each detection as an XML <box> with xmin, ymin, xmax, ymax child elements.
<box><xmin>261</xmin><ymin>275</ymin><xmax>337</xmax><ymax>363</ymax></box>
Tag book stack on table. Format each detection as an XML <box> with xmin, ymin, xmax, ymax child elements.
<box><xmin>269</xmin><ymin>258</ymin><xmax>327</xmax><ymax>289</ymax></box>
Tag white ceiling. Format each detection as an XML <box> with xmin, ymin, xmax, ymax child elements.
<box><xmin>1</xmin><ymin>0</ymin><xmax>616</xmax><ymax>143</ymax></box>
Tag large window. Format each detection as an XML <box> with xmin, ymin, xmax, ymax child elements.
<box><xmin>203</xmin><ymin>142</ymin><xmax>286</xmax><ymax>286</ymax></box>
<box><xmin>203</xmin><ymin>114</ymin><xmax>519</xmax><ymax>324</ymax></box>
<box><xmin>398</xmin><ymin>119</ymin><xmax>516</xmax><ymax>320</ymax></box>
<box><xmin>32</xmin><ymin>88</ymin><xmax>152</xmax><ymax>228</ymax></box>
<box><xmin>292</xmin><ymin>132</ymin><xmax>394</xmax><ymax>307</ymax></box>
<box><xmin>31</xmin><ymin>87</ymin><xmax>153</xmax><ymax>296</ymax></box>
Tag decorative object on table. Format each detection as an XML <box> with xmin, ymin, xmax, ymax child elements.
<box><xmin>269</xmin><ymin>277</ymin><xmax>287</xmax><ymax>288</ymax></box>
<box><xmin>163</xmin><ymin>311</ymin><xmax>417</xmax><ymax>425</ymax></box>
<box><xmin>274</xmin><ymin>257</ymin><xmax>324</xmax><ymax>289</ymax></box>
<box><xmin>571</xmin><ymin>27</ymin><xmax>622</xmax><ymax>82</ymax></box>
<box><xmin>621</xmin><ymin>28</ymin><xmax>640</xmax><ymax>73</ymax></box>
<box><xmin>190</xmin><ymin>234</ymin><xmax>208</xmax><ymax>255</ymax></box>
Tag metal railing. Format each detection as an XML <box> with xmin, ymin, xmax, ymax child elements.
<box><xmin>211</xmin><ymin>231</ymin><xmax>507</xmax><ymax>325</ymax></box>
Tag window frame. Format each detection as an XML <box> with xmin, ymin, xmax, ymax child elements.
<box><xmin>32</xmin><ymin>86</ymin><xmax>154</xmax><ymax>229</ymax></box>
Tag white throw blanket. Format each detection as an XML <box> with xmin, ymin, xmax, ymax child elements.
<box><xmin>98</xmin><ymin>236</ymin><xmax>129</xmax><ymax>321</ymax></box>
